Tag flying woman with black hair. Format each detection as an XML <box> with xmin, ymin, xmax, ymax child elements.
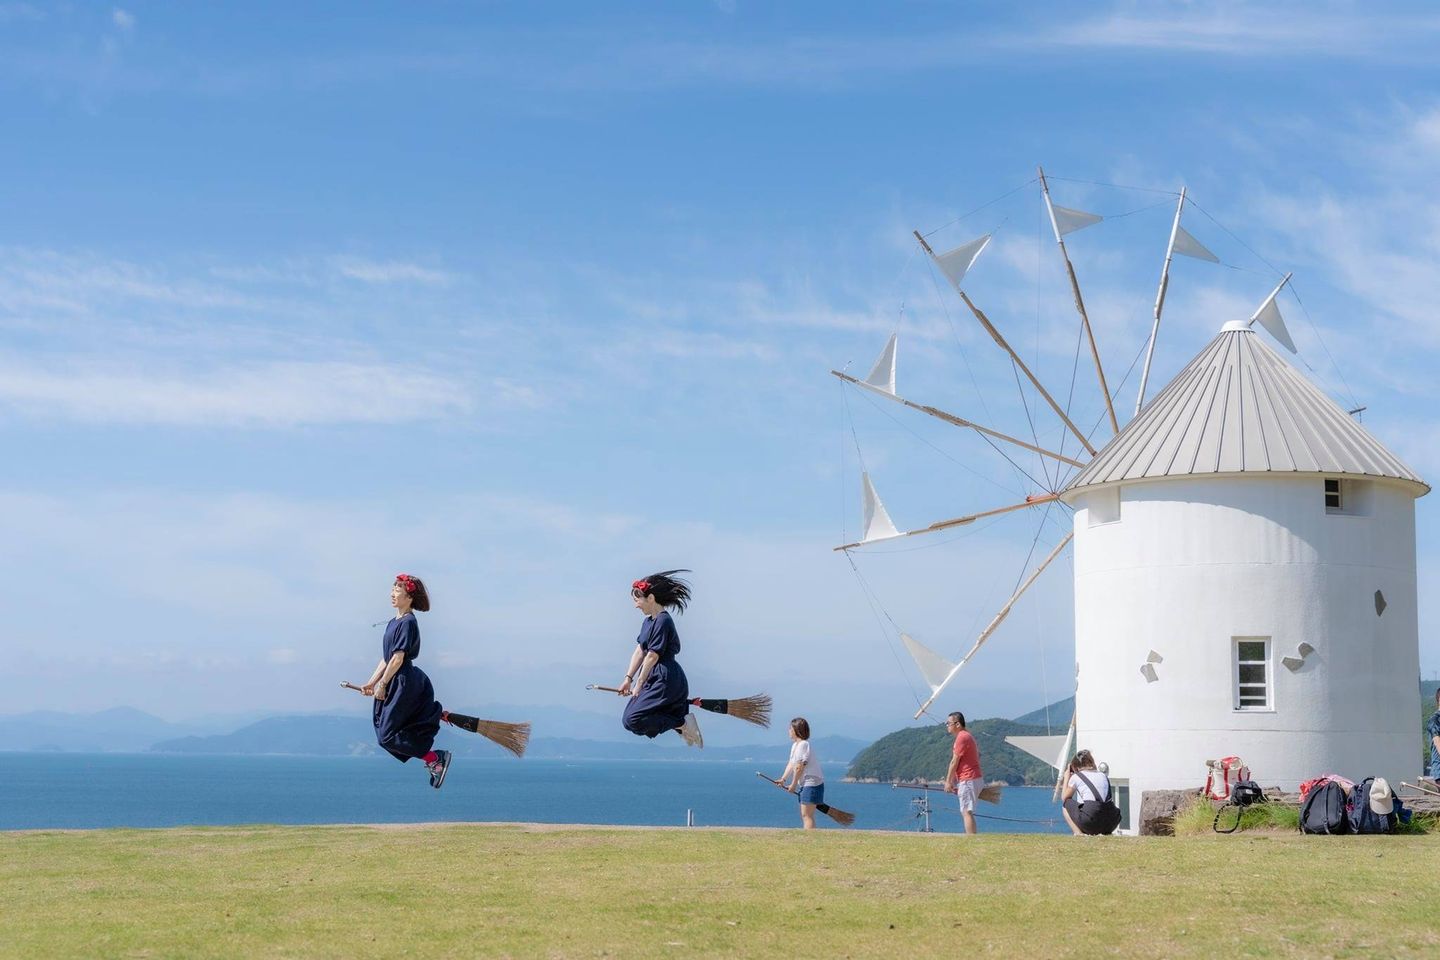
<box><xmin>617</xmin><ymin>569</ymin><xmax>703</xmax><ymax>748</ymax></box>
<box><xmin>362</xmin><ymin>574</ymin><xmax>452</xmax><ymax>787</ymax></box>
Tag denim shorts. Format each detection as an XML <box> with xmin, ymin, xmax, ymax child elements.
<box><xmin>797</xmin><ymin>783</ymin><xmax>825</xmax><ymax>805</ymax></box>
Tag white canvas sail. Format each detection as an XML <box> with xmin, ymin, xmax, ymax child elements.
<box><xmin>859</xmin><ymin>333</ymin><xmax>897</xmax><ymax>395</ymax></box>
<box><xmin>1049</xmin><ymin>203</ymin><xmax>1103</xmax><ymax>237</ymax></box>
<box><xmin>900</xmin><ymin>633</ymin><xmax>958</xmax><ymax>695</ymax></box>
<box><xmin>1171</xmin><ymin>224</ymin><xmax>1219</xmax><ymax>262</ymax></box>
<box><xmin>933</xmin><ymin>234</ymin><xmax>991</xmax><ymax>290</ymax></box>
<box><xmin>860</xmin><ymin>472</ymin><xmax>900</xmax><ymax>542</ymax></box>
<box><xmin>1249</xmin><ymin>274</ymin><xmax>1297</xmax><ymax>353</ymax></box>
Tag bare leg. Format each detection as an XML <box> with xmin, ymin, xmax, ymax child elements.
<box><xmin>1062</xmin><ymin>806</ymin><xmax>1083</xmax><ymax>836</ymax></box>
<box><xmin>962</xmin><ymin>810</ymin><xmax>978</xmax><ymax>835</ymax></box>
<box><xmin>799</xmin><ymin>803</ymin><xmax>817</xmax><ymax>830</ymax></box>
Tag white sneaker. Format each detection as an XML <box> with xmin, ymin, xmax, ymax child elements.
<box><xmin>678</xmin><ymin>713</ymin><xmax>703</xmax><ymax>749</ymax></box>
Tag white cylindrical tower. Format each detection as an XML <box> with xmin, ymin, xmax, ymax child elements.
<box><xmin>1059</xmin><ymin>321</ymin><xmax>1427</xmax><ymax>829</ymax></box>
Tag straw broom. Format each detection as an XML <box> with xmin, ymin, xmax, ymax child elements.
<box><xmin>341</xmin><ymin>681</ymin><xmax>531</xmax><ymax>758</ymax></box>
<box><xmin>586</xmin><ymin>685</ymin><xmax>772</xmax><ymax>729</ymax></box>
<box><xmin>890</xmin><ymin>780</ymin><xmax>1005</xmax><ymax>804</ymax></box>
<box><xmin>755</xmin><ymin>772</ymin><xmax>856</xmax><ymax>825</ymax></box>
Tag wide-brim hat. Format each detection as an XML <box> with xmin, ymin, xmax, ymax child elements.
<box><xmin>1369</xmin><ymin>777</ymin><xmax>1394</xmax><ymax>815</ymax></box>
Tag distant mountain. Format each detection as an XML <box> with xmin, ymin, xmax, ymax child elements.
<box><xmin>149</xmin><ymin>713</ymin><xmax>867</xmax><ymax>763</ymax></box>
<box><xmin>152</xmin><ymin>716</ymin><xmax>380</xmax><ymax>756</ymax></box>
<box><xmin>1011</xmin><ymin>697</ymin><xmax>1074</xmax><ymax>728</ymax></box>
<box><xmin>0</xmin><ymin>707</ymin><xmax>189</xmax><ymax>753</ymax></box>
<box><xmin>846</xmin><ymin>718</ymin><xmax>1056</xmax><ymax>785</ymax></box>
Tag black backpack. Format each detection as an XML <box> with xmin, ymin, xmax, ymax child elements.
<box><xmin>1348</xmin><ymin>777</ymin><xmax>1396</xmax><ymax>835</ymax></box>
<box><xmin>1300</xmin><ymin>780</ymin><xmax>1349</xmax><ymax>834</ymax></box>
<box><xmin>1073</xmin><ymin>771</ymin><xmax>1123</xmax><ymax>835</ymax></box>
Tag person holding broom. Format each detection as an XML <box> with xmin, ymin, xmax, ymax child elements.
<box><xmin>942</xmin><ymin>711</ymin><xmax>983</xmax><ymax>835</ymax></box>
<box><xmin>361</xmin><ymin>574</ymin><xmax>452</xmax><ymax>788</ymax></box>
<box><xmin>774</xmin><ymin>717</ymin><xmax>826</xmax><ymax>829</ymax></box>
<box><xmin>616</xmin><ymin>570</ymin><xmax>703</xmax><ymax>748</ymax></box>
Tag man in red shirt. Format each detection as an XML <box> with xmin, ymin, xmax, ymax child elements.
<box><xmin>942</xmin><ymin>711</ymin><xmax>983</xmax><ymax>835</ymax></box>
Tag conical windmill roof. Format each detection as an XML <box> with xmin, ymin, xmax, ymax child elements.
<box><xmin>1063</xmin><ymin>322</ymin><xmax>1428</xmax><ymax>496</ymax></box>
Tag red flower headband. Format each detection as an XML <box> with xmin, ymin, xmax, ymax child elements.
<box><xmin>631</xmin><ymin>579</ymin><xmax>650</xmax><ymax>595</ymax></box>
<box><xmin>395</xmin><ymin>573</ymin><xmax>418</xmax><ymax>594</ymax></box>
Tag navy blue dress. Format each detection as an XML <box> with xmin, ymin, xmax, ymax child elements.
<box><xmin>622</xmin><ymin>610</ymin><xmax>690</xmax><ymax>738</ymax></box>
<box><xmin>373</xmin><ymin>613</ymin><xmax>443</xmax><ymax>762</ymax></box>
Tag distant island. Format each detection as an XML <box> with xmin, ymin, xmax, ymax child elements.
<box><xmin>845</xmin><ymin>717</ymin><xmax>1060</xmax><ymax>785</ymax></box>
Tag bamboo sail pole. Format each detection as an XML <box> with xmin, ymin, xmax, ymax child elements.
<box><xmin>834</xmin><ymin>494</ymin><xmax>1059</xmax><ymax>552</ymax></box>
<box><xmin>912</xmin><ymin>531</ymin><xmax>1074</xmax><ymax>718</ymax></box>
<box><xmin>1037</xmin><ymin>166</ymin><xmax>1119</xmax><ymax>435</ymax></box>
<box><xmin>829</xmin><ymin>370</ymin><xmax>1086</xmax><ymax>468</ymax></box>
<box><xmin>913</xmin><ymin>231</ymin><xmax>1097</xmax><ymax>457</ymax></box>
<box><xmin>1135</xmin><ymin>187</ymin><xmax>1187</xmax><ymax>415</ymax></box>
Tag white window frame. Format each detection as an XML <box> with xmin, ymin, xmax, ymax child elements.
<box><xmin>1324</xmin><ymin>477</ymin><xmax>1343</xmax><ymax>514</ymax></box>
<box><xmin>1233</xmin><ymin>636</ymin><xmax>1272</xmax><ymax>712</ymax></box>
<box><xmin>1111</xmin><ymin>778</ymin><xmax>1131</xmax><ymax>833</ymax></box>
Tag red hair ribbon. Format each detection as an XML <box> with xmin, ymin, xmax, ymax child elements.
<box><xmin>395</xmin><ymin>573</ymin><xmax>417</xmax><ymax>594</ymax></box>
<box><xmin>631</xmin><ymin>579</ymin><xmax>650</xmax><ymax>594</ymax></box>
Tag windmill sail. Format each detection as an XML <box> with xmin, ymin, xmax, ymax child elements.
<box><xmin>1249</xmin><ymin>273</ymin><xmax>1297</xmax><ymax>353</ymax></box>
<box><xmin>1049</xmin><ymin>203</ymin><xmax>1103</xmax><ymax>236</ymax></box>
<box><xmin>859</xmin><ymin>333</ymin><xmax>897</xmax><ymax>395</ymax></box>
<box><xmin>860</xmin><ymin>472</ymin><xmax>900</xmax><ymax>543</ymax></box>
<box><xmin>1172</xmin><ymin>225</ymin><xmax>1218</xmax><ymax>262</ymax></box>
<box><xmin>933</xmin><ymin>234</ymin><xmax>991</xmax><ymax>290</ymax></box>
<box><xmin>901</xmin><ymin>633</ymin><xmax>958</xmax><ymax>695</ymax></box>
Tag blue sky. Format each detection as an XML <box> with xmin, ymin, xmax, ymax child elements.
<box><xmin>3</xmin><ymin>1</ymin><xmax>1440</xmax><ymax>742</ymax></box>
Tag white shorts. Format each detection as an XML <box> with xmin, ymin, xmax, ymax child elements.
<box><xmin>955</xmin><ymin>777</ymin><xmax>985</xmax><ymax>813</ymax></box>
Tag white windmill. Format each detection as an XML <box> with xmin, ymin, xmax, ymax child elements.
<box><xmin>834</xmin><ymin>168</ymin><xmax>1427</xmax><ymax>832</ymax></box>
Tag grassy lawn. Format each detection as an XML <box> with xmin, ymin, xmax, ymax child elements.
<box><xmin>3</xmin><ymin>823</ymin><xmax>1438</xmax><ymax>959</ymax></box>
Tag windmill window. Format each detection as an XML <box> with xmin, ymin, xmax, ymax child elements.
<box><xmin>1324</xmin><ymin>478</ymin><xmax>1342</xmax><ymax>512</ymax></box>
<box><xmin>1088</xmin><ymin>487</ymin><xmax>1121</xmax><ymax>526</ymax></box>
<box><xmin>1233</xmin><ymin>637</ymin><xmax>1271</xmax><ymax>711</ymax></box>
<box><xmin>1111</xmin><ymin>779</ymin><xmax>1131</xmax><ymax>833</ymax></box>
<box><xmin>1324</xmin><ymin>478</ymin><xmax>1370</xmax><ymax>516</ymax></box>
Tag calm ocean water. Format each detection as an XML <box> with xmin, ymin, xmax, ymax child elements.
<box><xmin>0</xmin><ymin>754</ymin><xmax>1067</xmax><ymax>834</ymax></box>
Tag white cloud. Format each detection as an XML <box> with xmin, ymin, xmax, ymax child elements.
<box><xmin>111</xmin><ymin>8</ymin><xmax>134</xmax><ymax>31</ymax></box>
<box><xmin>331</xmin><ymin>257</ymin><xmax>451</xmax><ymax>286</ymax></box>
<box><xmin>0</xmin><ymin>357</ymin><xmax>473</xmax><ymax>426</ymax></box>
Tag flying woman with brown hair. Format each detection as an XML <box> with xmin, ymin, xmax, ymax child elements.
<box><xmin>362</xmin><ymin>574</ymin><xmax>451</xmax><ymax>788</ymax></box>
<box><xmin>617</xmin><ymin>569</ymin><xmax>703</xmax><ymax>748</ymax></box>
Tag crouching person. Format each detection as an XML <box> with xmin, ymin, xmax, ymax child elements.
<box><xmin>1061</xmin><ymin>750</ymin><xmax>1121</xmax><ymax>836</ymax></box>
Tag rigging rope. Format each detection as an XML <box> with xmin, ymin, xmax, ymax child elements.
<box><xmin>922</xmin><ymin>256</ymin><xmax>1043</xmax><ymax>495</ymax></box>
<box><xmin>921</xmin><ymin>178</ymin><xmax>1037</xmax><ymax>238</ymax></box>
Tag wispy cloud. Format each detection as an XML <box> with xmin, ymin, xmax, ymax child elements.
<box><xmin>1037</xmin><ymin>6</ymin><xmax>1440</xmax><ymax>57</ymax></box>
<box><xmin>331</xmin><ymin>257</ymin><xmax>451</xmax><ymax>286</ymax></box>
<box><xmin>0</xmin><ymin>357</ymin><xmax>473</xmax><ymax>426</ymax></box>
<box><xmin>9</xmin><ymin>3</ymin><xmax>1435</xmax><ymax>105</ymax></box>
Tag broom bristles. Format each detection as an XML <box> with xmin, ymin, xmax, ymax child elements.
<box><xmin>692</xmin><ymin>693</ymin><xmax>771</xmax><ymax>728</ymax></box>
<box><xmin>474</xmin><ymin>720</ymin><xmax>531</xmax><ymax>759</ymax></box>
<box><xmin>443</xmin><ymin>711</ymin><xmax>531</xmax><ymax>758</ymax></box>
<box><xmin>821</xmin><ymin>805</ymin><xmax>856</xmax><ymax>826</ymax></box>
<box><xmin>979</xmin><ymin>782</ymin><xmax>1004</xmax><ymax>805</ymax></box>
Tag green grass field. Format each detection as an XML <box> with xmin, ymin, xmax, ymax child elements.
<box><xmin>4</xmin><ymin>823</ymin><xmax>1438</xmax><ymax>959</ymax></box>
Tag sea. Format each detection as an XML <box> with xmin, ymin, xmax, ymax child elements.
<box><xmin>0</xmin><ymin>755</ymin><xmax>1067</xmax><ymax>834</ymax></box>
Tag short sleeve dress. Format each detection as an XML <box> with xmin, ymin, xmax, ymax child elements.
<box><xmin>620</xmin><ymin>610</ymin><xmax>690</xmax><ymax>738</ymax></box>
<box><xmin>373</xmin><ymin>613</ymin><xmax>444</xmax><ymax>762</ymax></box>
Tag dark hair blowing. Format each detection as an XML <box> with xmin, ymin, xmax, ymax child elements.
<box><xmin>638</xmin><ymin>569</ymin><xmax>693</xmax><ymax>613</ymax></box>
<box><xmin>790</xmin><ymin>717</ymin><xmax>810</xmax><ymax>740</ymax></box>
<box><xmin>397</xmin><ymin>575</ymin><xmax>431</xmax><ymax>613</ymax></box>
<box><xmin>1068</xmin><ymin>749</ymin><xmax>1097</xmax><ymax>773</ymax></box>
